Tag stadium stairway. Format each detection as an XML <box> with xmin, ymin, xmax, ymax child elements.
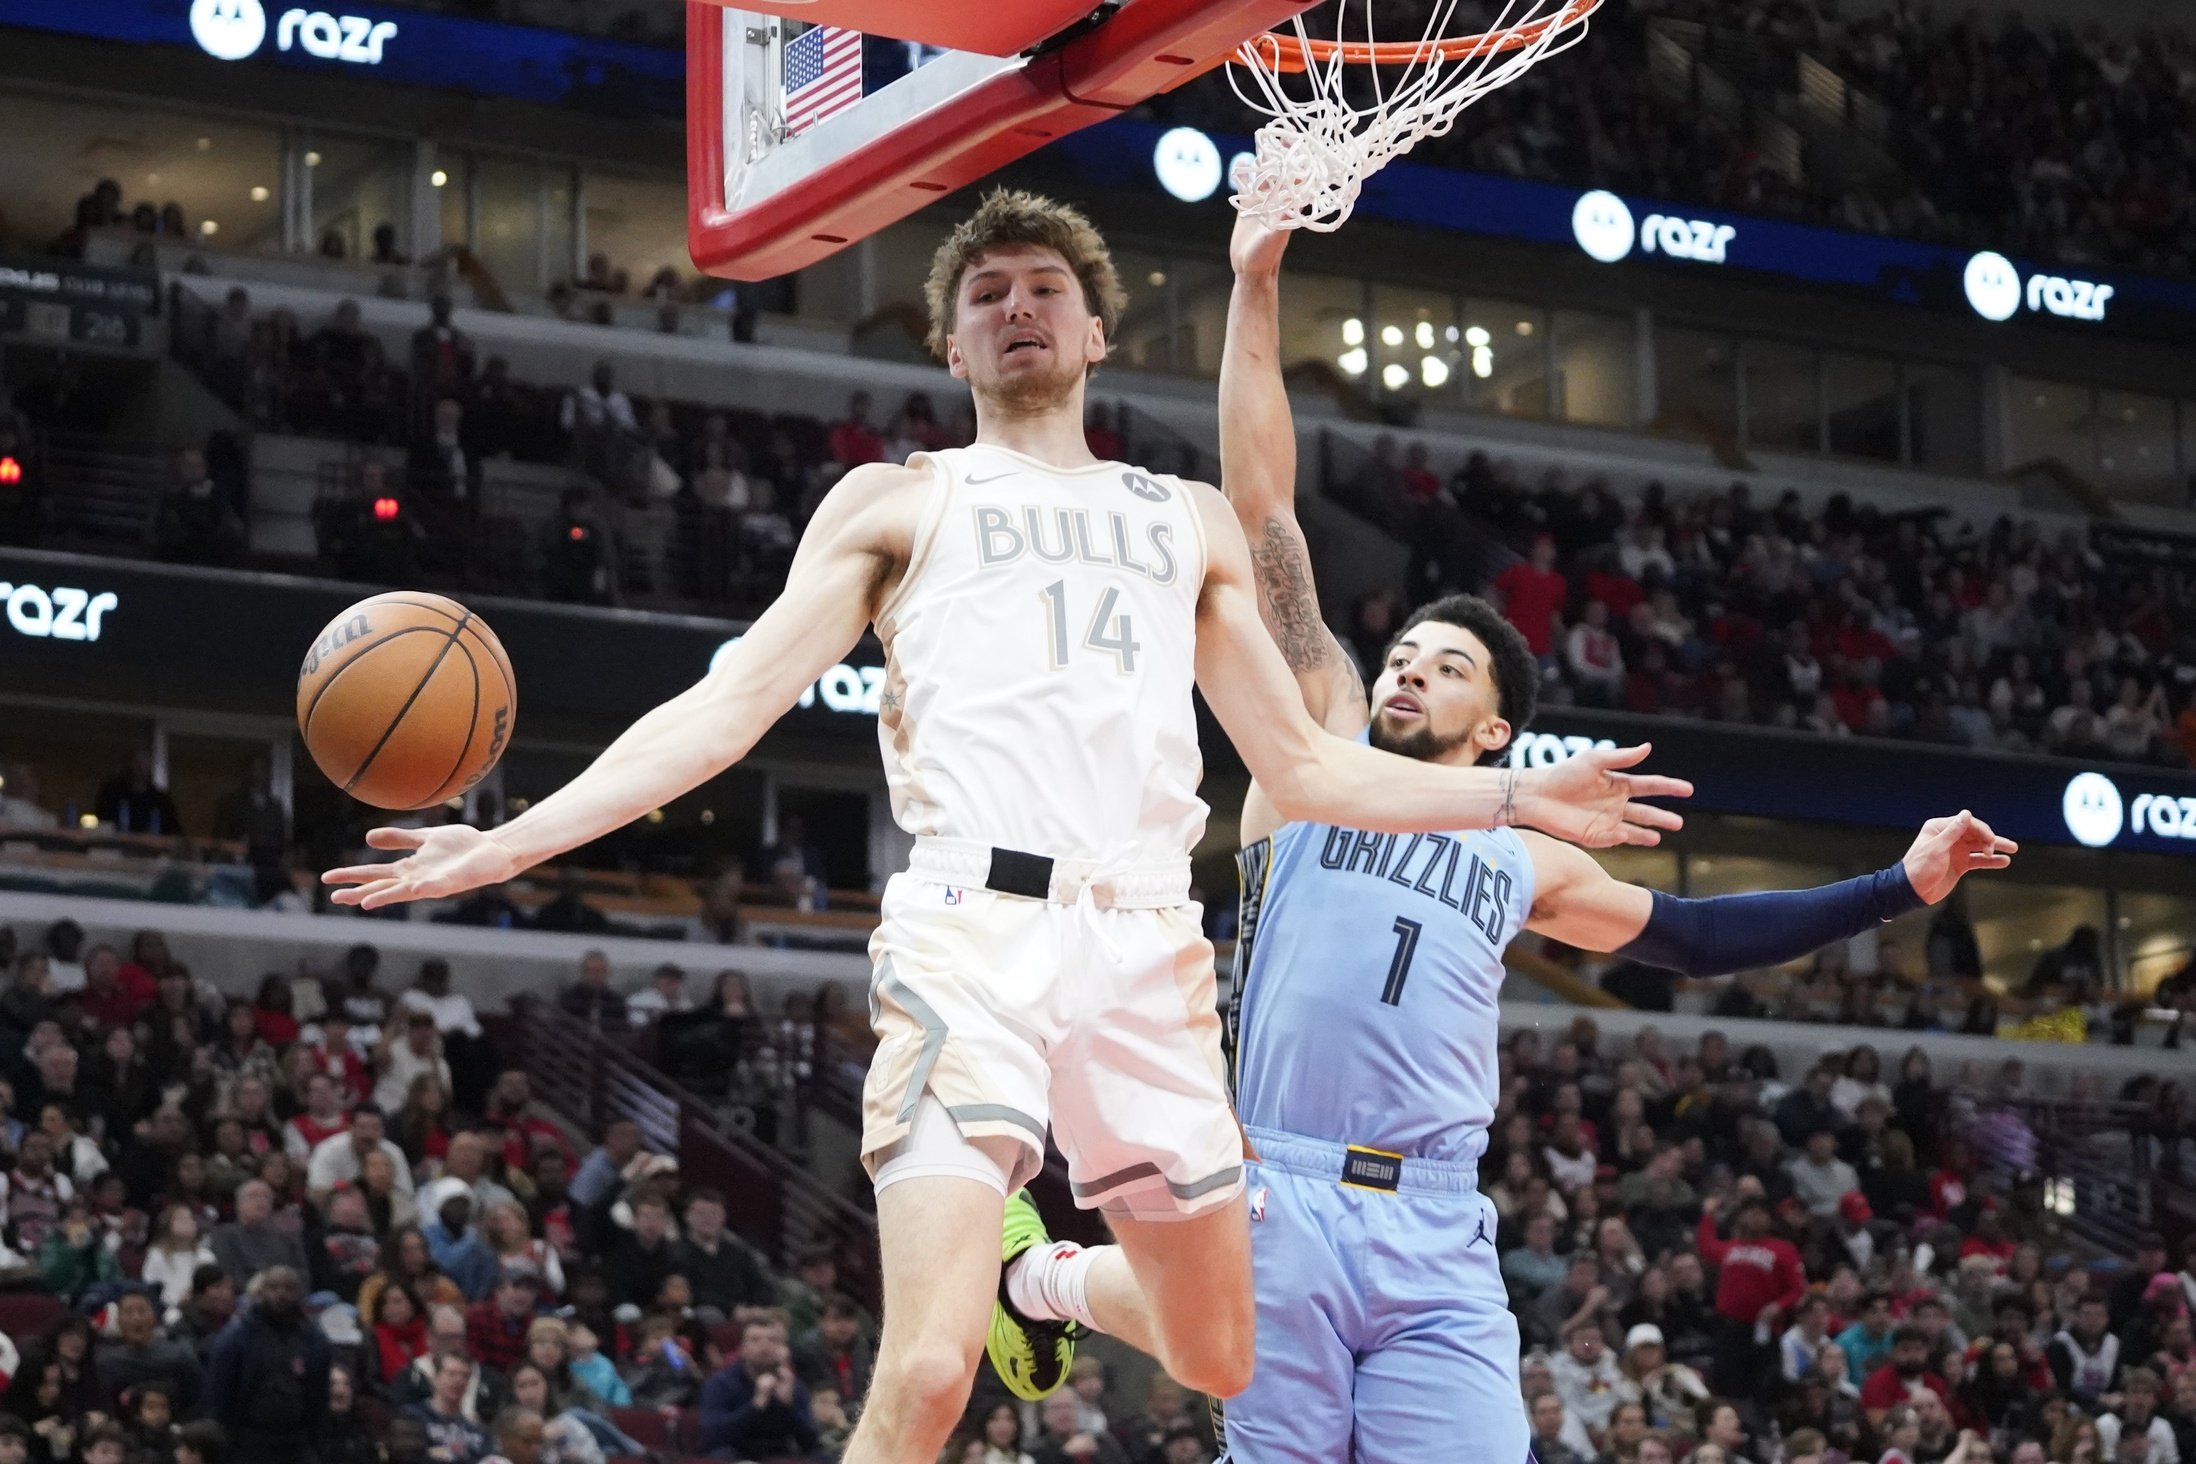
<box><xmin>507</xmin><ymin>995</ymin><xmax>884</xmax><ymax>1308</ymax></box>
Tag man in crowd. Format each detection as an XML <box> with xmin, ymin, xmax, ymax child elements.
<box><xmin>698</xmin><ymin>1314</ymin><xmax>819</xmax><ymax>1462</ymax></box>
<box><xmin>206</xmin><ymin>1267</ymin><xmax>330</xmax><ymax>1464</ymax></box>
<box><xmin>210</xmin><ymin>1180</ymin><xmax>309</xmax><ymax>1286</ymax></box>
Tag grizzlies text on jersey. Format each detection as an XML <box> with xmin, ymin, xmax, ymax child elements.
<box><xmin>1229</xmin><ymin>814</ymin><xmax>1535</xmax><ymax>1165</ymax></box>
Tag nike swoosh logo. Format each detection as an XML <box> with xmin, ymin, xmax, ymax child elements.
<box><xmin>965</xmin><ymin>471</ymin><xmax>1018</xmax><ymax>484</ymax></box>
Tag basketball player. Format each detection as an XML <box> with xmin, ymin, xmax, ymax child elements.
<box><xmin>322</xmin><ymin>192</ymin><xmax>1696</xmax><ymax>1464</ymax></box>
<box><xmin>1041</xmin><ymin>216</ymin><xmax>2008</xmax><ymax>1462</ymax></box>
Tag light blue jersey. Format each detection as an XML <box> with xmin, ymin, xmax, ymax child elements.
<box><xmin>1229</xmin><ymin>816</ymin><xmax>1535</xmax><ymax>1162</ymax></box>
<box><xmin>1219</xmin><ymin>810</ymin><xmax>1537</xmax><ymax>1464</ymax></box>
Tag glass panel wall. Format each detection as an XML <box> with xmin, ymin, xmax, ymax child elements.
<box><xmin>1744</xmin><ymin>339</ymin><xmax>1821</xmax><ymax>452</ymax></box>
<box><xmin>1549</xmin><ymin>309</ymin><xmax>1633</xmax><ymax>427</ymax></box>
<box><xmin>1276</xmin><ymin>271</ymin><xmax>1369</xmax><ymax>380</ymax></box>
<box><xmin>1903</xmin><ymin>360</ymin><xmax>1983</xmax><ymax>472</ymax></box>
<box><xmin>1457</xmin><ymin>297</ymin><xmax>1549</xmax><ymax>419</ymax></box>
<box><xmin>2117</xmin><ymin>890</ymin><xmax>2196</xmax><ymax>997</ymax></box>
<box><xmin>2007</xmin><ymin>377</ymin><xmax>2093</xmax><ymax>469</ymax></box>
<box><xmin>2094</xmin><ymin>390</ymin><xmax>2178</xmax><ymax>505</ymax></box>
<box><xmin>581</xmin><ymin>171</ymin><xmax>686</xmax><ymax>294</ymax></box>
<box><xmin>1656</xmin><ymin>327</ymin><xmax>1739</xmax><ymax>441</ymax></box>
<box><xmin>1823</xmin><ymin>352</ymin><xmax>1901</xmax><ymax>461</ymax></box>
<box><xmin>0</xmin><ymin>91</ymin><xmax>283</xmax><ymax>254</ymax></box>
<box><xmin>305</xmin><ymin>133</ymin><xmax>413</xmax><ymax>263</ymax></box>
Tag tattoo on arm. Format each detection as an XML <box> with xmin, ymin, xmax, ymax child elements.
<box><xmin>1499</xmin><ymin>767</ymin><xmax>1518</xmax><ymax>827</ymax></box>
<box><xmin>1248</xmin><ymin>515</ymin><xmax>1342</xmax><ymax>674</ymax></box>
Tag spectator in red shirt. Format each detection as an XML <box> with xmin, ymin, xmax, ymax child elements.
<box><xmin>826</xmin><ymin>391</ymin><xmax>884</xmax><ymax>469</ymax></box>
<box><xmin>1493</xmin><ymin>535</ymin><xmax>1568</xmax><ymax>658</ymax></box>
<box><xmin>80</xmin><ymin>944</ymin><xmax>152</xmax><ymax>1029</ymax></box>
<box><xmin>1696</xmin><ymin>1191</ymin><xmax>1808</xmax><ymax>1393</ymax></box>
<box><xmin>283</xmin><ymin>1072</ymin><xmax>351</xmax><ymax>1161</ymax></box>
<box><xmin>1400</xmin><ymin>442</ymin><xmax>1441</xmax><ymax>502</ymax></box>
<box><xmin>466</xmin><ymin>1264</ymin><xmax>545</xmax><ymax>1375</ymax></box>
<box><xmin>1956</xmin><ymin>1205</ymin><xmax>2016</xmax><ymax>1269</ymax></box>
<box><xmin>1860</xmin><ymin>1327</ymin><xmax>1951</xmax><ymax>1426</ymax></box>
<box><xmin>252</xmin><ymin>975</ymin><xmax>300</xmax><ymax>1048</ymax></box>
<box><xmin>480</xmin><ymin>1071</ymin><xmax>575</xmax><ymax>1176</ymax></box>
<box><xmin>300</xmin><ymin>1013</ymin><xmax>370</xmax><ymax>1109</ymax></box>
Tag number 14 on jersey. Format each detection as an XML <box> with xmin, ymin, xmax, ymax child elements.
<box><xmin>1040</xmin><ymin>580</ymin><xmax>1142</xmax><ymax>673</ymax></box>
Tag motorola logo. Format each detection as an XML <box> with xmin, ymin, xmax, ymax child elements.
<box><xmin>1154</xmin><ymin>128</ymin><xmax>1224</xmax><ymax>204</ymax></box>
<box><xmin>1572</xmin><ymin>191</ymin><xmax>1636</xmax><ymax>264</ymax></box>
<box><xmin>1965</xmin><ymin>251</ymin><xmax>2114</xmax><ymax>325</ymax></box>
<box><xmin>190</xmin><ymin>0</ymin><xmax>267</xmax><ymax>60</ymax></box>
<box><xmin>1963</xmin><ymin>252</ymin><xmax>2022</xmax><ymax>323</ymax></box>
<box><xmin>192</xmin><ymin>0</ymin><xmax>397</xmax><ymax>64</ymax></box>
<box><xmin>2061</xmin><ymin>771</ymin><xmax>2124</xmax><ymax>849</ymax></box>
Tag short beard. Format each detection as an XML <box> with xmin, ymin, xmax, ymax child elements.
<box><xmin>1369</xmin><ymin>712</ymin><xmax>1478</xmax><ymax>763</ymax></box>
<box><xmin>976</xmin><ymin>358</ymin><xmax>1083</xmax><ymax>419</ymax></box>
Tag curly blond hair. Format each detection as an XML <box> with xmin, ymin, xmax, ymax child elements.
<box><xmin>923</xmin><ymin>188</ymin><xmax>1127</xmax><ymax>365</ymax></box>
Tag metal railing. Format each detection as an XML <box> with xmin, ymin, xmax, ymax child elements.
<box><xmin>1959</xmin><ymin>1095</ymin><xmax>2195</xmax><ymax>1257</ymax></box>
<box><xmin>511</xmin><ymin>998</ymin><xmax>882</xmax><ymax>1306</ymax></box>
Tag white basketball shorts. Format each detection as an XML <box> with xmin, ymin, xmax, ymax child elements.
<box><xmin>859</xmin><ymin>837</ymin><xmax>1247</xmax><ymax>1222</ymax></box>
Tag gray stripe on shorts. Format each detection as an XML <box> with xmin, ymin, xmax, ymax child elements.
<box><xmin>878</xmin><ymin>960</ymin><xmax>948</xmax><ymax>1124</ymax></box>
<box><xmin>947</xmin><ymin>1104</ymin><xmax>1046</xmax><ymax>1142</ymax></box>
<box><xmin>1072</xmin><ymin>1161</ymin><xmax>1244</xmax><ymax>1203</ymax></box>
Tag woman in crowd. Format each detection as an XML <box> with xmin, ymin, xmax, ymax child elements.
<box><xmin>141</xmin><ymin>1202</ymin><xmax>217</xmax><ymax>1316</ymax></box>
<box><xmin>356</xmin><ymin>1224</ymin><xmax>461</xmax><ymax>1322</ymax></box>
<box><xmin>482</xmin><ymin>1200</ymin><xmax>565</xmax><ymax>1300</ymax></box>
<box><xmin>391</xmin><ymin>1073</ymin><xmax>452</xmax><ymax>1170</ymax></box>
<box><xmin>357</xmin><ymin>1145</ymin><xmax>417</xmax><ymax>1236</ymax></box>
<box><xmin>365</xmin><ymin>1280</ymin><xmax>429</xmax><ymax>1386</ymax></box>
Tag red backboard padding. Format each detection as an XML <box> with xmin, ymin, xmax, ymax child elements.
<box><xmin>688</xmin><ymin>0</ymin><xmax>1102</xmax><ymax>57</ymax></box>
<box><xmin>688</xmin><ymin>0</ymin><xmax>1318</xmax><ymax>281</ymax></box>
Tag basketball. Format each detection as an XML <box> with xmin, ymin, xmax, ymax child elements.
<box><xmin>295</xmin><ymin>592</ymin><xmax>517</xmax><ymax>811</ymax></box>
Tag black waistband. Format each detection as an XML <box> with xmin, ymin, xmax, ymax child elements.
<box><xmin>986</xmin><ymin>847</ymin><xmax>1054</xmax><ymax>900</ymax></box>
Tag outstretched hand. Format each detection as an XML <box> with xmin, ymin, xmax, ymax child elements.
<box><xmin>1519</xmin><ymin>743</ymin><xmax>1692</xmax><ymax>849</ymax></box>
<box><xmin>322</xmin><ymin>824</ymin><xmax>520</xmax><ymax>910</ymax></box>
<box><xmin>1902</xmin><ymin>810</ymin><xmax>2016</xmax><ymax>904</ymax></box>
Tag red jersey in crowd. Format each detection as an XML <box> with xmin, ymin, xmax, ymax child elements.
<box><xmin>1494</xmin><ymin>558</ymin><xmax>1568</xmax><ymax>656</ymax></box>
<box><xmin>1695</xmin><ymin>1210</ymin><xmax>1807</xmax><ymax>1325</ymax></box>
<box><xmin>1859</xmin><ymin>1363</ymin><xmax>1950</xmax><ymax>1416</ymax></box>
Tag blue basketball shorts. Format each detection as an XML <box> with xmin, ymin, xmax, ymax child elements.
<box><xmin>1219</xmin><ymin>1126</ymin><xmax>1527</xmax><ymax>1464</ymax></box>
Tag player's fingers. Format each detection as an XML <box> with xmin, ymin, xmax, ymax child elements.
<box><xmin>1619</xmin><ymin>826</ymin><xmax>1663</xmax><ymax>848</ymax></box>
<box><xmin>364</xmin><ymin>826</ymin><xmax>426</xmax><ymax>851</ymax></box>
<box><xmin>1626</xmin><ymin>802</ymin><xmax>1686</xmax><ymax>832</ymax></box>
<box><xmin>1968</xmin><ymin>853</ymin><xmax>2013</xmax><ymax>868</ymax></box>
<box><xmin>355</xmin><ymin>881</ymin><xmax>412</xmax><ymax>911</ymax></box>
<box><xmin>1623</xmin><ymin>774</ymin><xmax>1694</xmax><ymax>801</ymax></box>
<box><xmin>1591</xmin><ymin>742</ymin><xmax>1653</xmax><ymax>770</ymax></box>
<box><xmin>322</xmin><ymin>862</ymin><xmax>398</xmax><ymax>886</ymax></box>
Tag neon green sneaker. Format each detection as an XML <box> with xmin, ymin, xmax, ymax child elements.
<box><xmin>987</xmin><ymin>1188</ymin><xmax>1080</xmax><ymax>1401</ymax></box>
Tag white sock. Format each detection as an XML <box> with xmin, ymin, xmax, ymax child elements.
<box><xmin>1006</xmin><ymin>1239</ymin><xmax>1101</xmax><ymax>1332</ymax></box>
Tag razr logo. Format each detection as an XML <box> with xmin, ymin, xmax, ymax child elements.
<box><xmin>0</xmin><ymin>583</ymin><xmax>119</xmax><ymax>642</ymax></box>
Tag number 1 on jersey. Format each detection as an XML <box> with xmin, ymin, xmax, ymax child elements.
<box><xmin>1381</xmin><ymin>916</ymin><xmax>1422</xmax><ymax>1006</ymax></box>
<box><xmin>1040</xmin><ymin>581</ymin><xmax>1142</xmax><ymax>673</ymax></box>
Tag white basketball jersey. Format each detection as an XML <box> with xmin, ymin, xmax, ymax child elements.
<box><xmin>873</xmin><ymin>443</ymin><xmax>1210</xmax><ymax>867</ymax></box>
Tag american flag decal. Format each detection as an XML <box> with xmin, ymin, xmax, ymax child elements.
<box><xmin>783</xmin><ymin>24</ymin><xmax>863</xmax><ymax>135</ymax></box>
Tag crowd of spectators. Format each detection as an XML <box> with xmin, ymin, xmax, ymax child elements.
<box><xmin>2</xmin><ymin>912</ymin><xmax>2192</xmax><ymax>1462</ymax></box>
<box><xmin>1479</xmin><ymin>1017</ymin><xmax>2196</xmax><ymax>1464</ymax></box>
<box><xmin>1339</xmin><ymin>443</ymin><xmax>2196</xmax><ymax>766</ymax></box>
<box><xmin>1153</xmin><ymin>0</ymin><xmax>2196</xmax><ymax>278</ymax></box>
<box><xmin>150</xmin><ymin>286</ymin><xmax>987</xmax><ymax>610</ymax></box>
<box><xmin>0</xmin><ymin>911</ymin><xmax>1231</xmax><ymax>1462</ymax></box>
<box><xmin>0</xmin><ymin>919</ymin><xmax>890</xmax><ymax>1463</ymax></box>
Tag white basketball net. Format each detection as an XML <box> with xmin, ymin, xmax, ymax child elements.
<box><xmin>1228</xmin><ymin>0</ymin><xmax>1599</xmax><ymax>232</ymax></box>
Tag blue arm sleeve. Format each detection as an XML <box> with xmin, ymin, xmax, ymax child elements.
<box><xmin>1615</xmin><ymin>865</ymin><xmax>1924</xmax><ymax>977</ymax></box>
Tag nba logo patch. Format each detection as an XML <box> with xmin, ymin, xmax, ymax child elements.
<box><xmin>1249</xmin><ymin>1186</ymin><xmax>1267</xmax><ymax>1222</ymax></box>
<box><xmin>943</xmin><ymin>887</ymin><xmax>963</xmax><ymax>905</ymax></box>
